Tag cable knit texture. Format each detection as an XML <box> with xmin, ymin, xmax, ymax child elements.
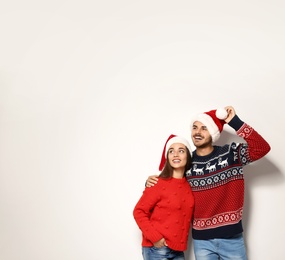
<box><xmin>133</xmin><ymin>177</ymin><xmax>194</xmax><ymax>251</ymax></box>
<box><xmin>186</xmin><ymin>116</ymin><xmax>271</xmax><ymax>240</ymax></box>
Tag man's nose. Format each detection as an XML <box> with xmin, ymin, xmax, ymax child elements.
<box><xmin>193</xmin><ymin>128</ymin><xmax>200</xmax><ymax>134</ymax></box>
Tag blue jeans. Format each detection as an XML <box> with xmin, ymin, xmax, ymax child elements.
<box><xmin>142</xmin><ymin>246</ymin><xmax>185</xmax><ymax>260</ymax></box>
<box><xmin>193</xmin><ymin>233</ymin><xmax>247</xmax><ymax>260</ymax></box>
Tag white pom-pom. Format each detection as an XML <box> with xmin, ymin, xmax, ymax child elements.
<box><xmin>216</xmin><ymin>108</ymin><xmax>228</xmax><ymax>120</ymax></box>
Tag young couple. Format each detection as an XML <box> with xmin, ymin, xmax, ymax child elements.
<box><xmin>133</xmin><ymin>106</ymin><xmax>271</xmax><ymax>260</ymax></box>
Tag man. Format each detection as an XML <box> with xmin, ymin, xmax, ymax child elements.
<box><xmin>146</xmin><ymin>106</ymin><xmax>271</xmax><ymax>260</ymax></box>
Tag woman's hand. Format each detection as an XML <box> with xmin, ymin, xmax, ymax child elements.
<box><xmin>153</xmin><ymin>238</ymin><xmax>168</xmax><ymax>248</ymax></box>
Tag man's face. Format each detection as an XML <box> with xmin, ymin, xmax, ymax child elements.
<box><xmin>191</xmin><ymin>121</ymin><xmax>212</xmax><ymax>148</ymax></box>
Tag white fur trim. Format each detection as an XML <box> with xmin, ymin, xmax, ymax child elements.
<box><xmin>165</xmin><ymin>137</ymin><xmax>191</xmax><ymax>157</ymax></box>
<box><xmin>192</xmin><ymin>113</ymin><xmax>220</xmax><ymax>143</ymax></box>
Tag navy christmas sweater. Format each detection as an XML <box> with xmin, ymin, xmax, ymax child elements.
<box><xmin>186</xmin><ymin>115</ymin><xmax>271</xmax><ymax>240</ymax></box>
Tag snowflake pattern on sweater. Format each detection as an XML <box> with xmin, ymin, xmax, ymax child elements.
<box><xmin>186</xmin><ymin>122</ymin><xmax>270</xmax><ymax>240</ymax></box>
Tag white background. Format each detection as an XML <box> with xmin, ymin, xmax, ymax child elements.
<box><xmin>1</xmin><ymin>0</ymin><xmax>284</xmax><ymax>259</ymax></box>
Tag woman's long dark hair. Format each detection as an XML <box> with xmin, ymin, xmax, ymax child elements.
<box><xmin>159</xmin><ymin>148</ymin><xmax>192</xmax><ymax>179</ymax></box>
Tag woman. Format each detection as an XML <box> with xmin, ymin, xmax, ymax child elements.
<box><xmin>133</xmin><ymin>134</ymin><xmax>195</xmax><ymax>260</ymax></box>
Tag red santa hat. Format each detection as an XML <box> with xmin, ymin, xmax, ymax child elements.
<box><xmin>191</xmin><ymin>108</ymin><xmax>228</xmax><ymax>143</ymax></box>
<box><xmin>159</xmin><ymin>134</ymin><xmax>191</xmax><ymax>171</ymax></box>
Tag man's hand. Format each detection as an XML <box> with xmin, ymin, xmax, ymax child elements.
<box><xmin>146</xmin><ymin>175</ymin><xmax>159</xmax><ymax>187</ymax></box>
<box><xmin>224</xmin><ymin>106</ymin><xmax>236</xmax><ymax>123</ymax></box>
<box><xmin>153</xmin><ymin>238</ymin><xmax>168</xmax><ymax>248</ymax></box>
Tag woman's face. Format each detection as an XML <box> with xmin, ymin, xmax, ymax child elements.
<box><xmin>167</xmin><ymin>143</ymin><xmax>187</xmax><ymax>169</ymax></box>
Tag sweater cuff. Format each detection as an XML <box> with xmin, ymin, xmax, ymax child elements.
<box><xmin>147</xmin><ymin>231</ymin><xmax>164</xmax><ymax>244</ymax></box>
<box><xmin>228</xmin><ymin>115</ymin><xmax>244</xmax><ymax>131</ymax></box>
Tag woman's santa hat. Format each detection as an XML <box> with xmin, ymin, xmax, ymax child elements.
<box><xmin>159</xmin><ymin>134</ymin><xmax>191</xmax><ymax>171</ymax></box>
<box><xmin>191</xmin><ymin>108</ymin><xmax>228</xmax><ymax>143</ymax></box>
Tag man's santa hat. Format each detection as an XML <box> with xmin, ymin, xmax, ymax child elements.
<box><xmin>191</xmin><ymin>108</ymin><xmax>228</xmax><ymax>143</ymax></box>
<box><xmin>159</xmin><ymin>134</ymin><xmax>191</xmax><ymax>171</ymax></box>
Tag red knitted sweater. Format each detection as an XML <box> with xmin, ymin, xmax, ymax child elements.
<box><xmin>133</xmin><ymin>177</ymin><xmax>194</xmax><ymax>251</ymax></box>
